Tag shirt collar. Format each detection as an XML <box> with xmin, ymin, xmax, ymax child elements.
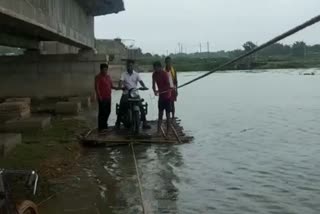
<box><xmin>127</xmin><ymin>70</ymin><xmax>135</xmax><ymax>75</ymax></box>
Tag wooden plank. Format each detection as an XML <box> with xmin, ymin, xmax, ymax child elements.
<box><xmin>81</xmin><ymin>119</ymin><xmax>192</xmax><ymax>146</ymax></box>
<box><xmin>81</xmin><ymin>139</ymin><xmax>178</xmax><ymax>147</ymax></box>
<box><xmin>170</xmin><ymin>123</ymin><xmax>183</xmax><ymax>144</ymax></box>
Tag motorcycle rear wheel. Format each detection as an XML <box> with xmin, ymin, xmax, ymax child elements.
<box><xmin>16</xmin><ymin>200</ymin><xmax>38</xmax><ymax>214</ymax></box>
<box><xmin>133</xmin><ymin>111</ymin><xmax>140</xmax><ymax>135</ymax></box>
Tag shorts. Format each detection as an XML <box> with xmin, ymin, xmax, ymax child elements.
<box><xmin>171</xmin><ymin>89</ymin><xmax>177</xmax><ymax>102</ymax></box>
<box><xmin>158</xmin><ymin>99</ymin><xmax>171</xmax><ymax>113</ymax></box>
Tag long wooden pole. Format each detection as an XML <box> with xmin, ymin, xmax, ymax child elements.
<box><xmin>178</xmin><ymin>14</ymin><xmax>320</xmax><ymax>89</ymax></box>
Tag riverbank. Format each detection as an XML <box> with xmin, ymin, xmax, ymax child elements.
<box><xmin>138</xmin><ymin>55</ymin><xmax>320</xmax><ymax>72</ymax></box>
<box><xmin>1</xmin><ymin>116</ymin><xmax>90</xmax><ymax>202</ymax></box>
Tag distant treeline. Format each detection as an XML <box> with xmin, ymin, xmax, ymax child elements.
<box><xmin>138</xmin><ymin>41</ymin><xmax>320</xmax><ymax>71</ymax></box>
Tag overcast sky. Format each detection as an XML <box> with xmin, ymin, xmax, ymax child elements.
<box><xmin>95</xmin><ymin>0</ymin><xmax>320</xmax><ymax>54</ymax></box>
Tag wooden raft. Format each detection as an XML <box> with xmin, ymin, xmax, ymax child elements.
<box><xmin>80</xmin><ymin>119</ymin><xmax>193</xmax><ymax>147</ymax></box>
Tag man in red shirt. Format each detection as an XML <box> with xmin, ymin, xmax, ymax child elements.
<box><xmin>95</xmin><ymin>63</ymin><xmax>118</xmax><ymax>132</ymax></box>
<box><xmin>152</xmin><ymin>61</ymin><xmax>172</xmax><ymax>136</ymax></box>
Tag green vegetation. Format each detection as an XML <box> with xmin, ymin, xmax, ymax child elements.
<box><xmin>138</xmin><ymin>41</ymin><xmax>320</xmax><ymax>71</ymax></box>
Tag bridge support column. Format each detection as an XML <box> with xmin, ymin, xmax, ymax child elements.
<box><xmin>0</xmin><ymin>52</ymin><xmax>123</xmax><ymax>98</ymax></box>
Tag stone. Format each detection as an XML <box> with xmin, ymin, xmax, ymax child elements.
<box><xmin>55</xmin><ymin>102</ymin><xmax>81</xmax><ymax>115</ymax></box>
<box><xmin>0</xmin><ymin>134</ymin><xmax>22</xmax><ymax>157</ymax></box>
<box><xmin>5</xmin><ymin>97</ymin><xmax>31</xmax><ymax>105</ymax></box>
<box><xmin>0</xmin><ymin>109</ymin><xmax>31</xmax><ymax>123</ymax></box>
<box><xmin>0</xmin><ymin>102</ymin><xmax>31</xmax><ymax>123</ymax></box>
<box><xmin>0</xmin><ymin>116</ymin><xmax>51</xmax><ymax>133</ymax></box>
<box><xmin>68</xmin><ymin>97</ymin><xmax>91</xmax><ymax>109</ymax></box>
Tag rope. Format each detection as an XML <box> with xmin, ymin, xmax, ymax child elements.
<box><xmin>178</xmin><ymin>14</ymin><xmax>320</xmax><ymax>89</ymax></box>
<box><xmin>130</xmin><ymin>143</ymin><xmax>147</xmax><ymax>214</ymax></box>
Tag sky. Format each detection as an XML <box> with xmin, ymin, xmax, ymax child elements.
<box><xmin>95</xmin><ymin>0</ymin><xmax>320</xmax><ymax>54</ymax></box>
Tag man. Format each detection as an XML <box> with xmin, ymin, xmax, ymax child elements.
<box><xmin>95</xmin><ymin>63</ymin><xmax>118</xmax><ymax>133</ymax></box>
<box><xmin>152</xmin><ymin>61</ymin><xmax>172</xmax><ymax>136</ymax></box>
<box><xmin>116</xmin><ymin>59</ymin><xmax>150</xmax><ymax>129</ymax></box>
<box><xmin>165</xmin><ymin>57</ymin><xmax>178</xmax><ymax>119</ymax></box>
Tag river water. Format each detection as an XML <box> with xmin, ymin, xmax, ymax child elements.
<box><xmin>41</xmin><ymin>69</ymin><xmax>320</xmax><ymax>214</ymax></box>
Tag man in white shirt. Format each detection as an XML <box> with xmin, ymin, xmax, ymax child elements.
<box><xmin>116</xmin><ymin>59</ymin><xmax>150</xmax><ymax>129</ymax></box>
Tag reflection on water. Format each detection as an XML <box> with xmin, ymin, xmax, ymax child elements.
<box><xmin>41</xmin><ymin>69</ymin><xmax>320</xmax><ymax>214</ymax></box>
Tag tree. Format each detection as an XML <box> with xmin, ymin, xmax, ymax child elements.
<box><xmin>291</xmin><ymin>41</ymin><xmax>307</xmax><ymax>57</ymax></box>
<box><xmin>307</xmin><ymin>44</ymin><xmax>320</xmax><ymax>55</ymax></box>
<box><xmin>242</xmin><ymin>41</ymin><xmax>258</xmax><ymax>69</ymax></box>
<box><xmin>259</xmin><ymin>43</ymin><xmax>291</xmax><ymax>56</ymax></box>
<box><xmin>228</xmin><ymin>49</ymin><xmax>243</xmax><ymax>58</ymax></box>
<box><xmin>143</xmin><ymin>52</ymin><xmax>153</xmax><ymax>58</ymax></box>
<box><xmin>243</xmin><ymin>41</ymin><xmax>257</xmax><ymax>52</ymax></box>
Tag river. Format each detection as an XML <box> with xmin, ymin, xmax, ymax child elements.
<box><xmin>40</xmin><ymin>69</ymin><xmax>320</xmax><ymax>214</ymax></box>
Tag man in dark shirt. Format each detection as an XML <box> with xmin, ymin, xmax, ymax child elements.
<box><xmin>95</xmin><ymin>63</ymin><xmax>118</xmax><ymax>133</ymax></box>
<box><xmin>152</xmin><ymin>61</ymin><xmax>172</xmax><ymax>136</ymax></box>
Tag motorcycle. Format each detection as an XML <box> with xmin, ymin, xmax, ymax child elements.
<box><xmin>116</xmin><ymin>87</ymin><xmax>148</xmax><ymax>135</ymax></box>
<box><xmin>0</xmin><ymin>169</ymin><xmax>39</xmax><ymax>214</ymax></box>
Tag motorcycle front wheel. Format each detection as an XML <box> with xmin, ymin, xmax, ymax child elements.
<box><xmin>16</xmin><ymin>200</ymin><xmax>38</xmax><ymax>214</ymax></box>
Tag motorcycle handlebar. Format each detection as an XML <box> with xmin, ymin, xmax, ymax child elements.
<box><xmin>139</xmin><ymin>87</ymin><xmax>149</xmax><ymax>91</ymax></box>
<box><xmin>124</xmin><ymin>87</ymin><xmax>149</xmax><ymax>91</ymax></box>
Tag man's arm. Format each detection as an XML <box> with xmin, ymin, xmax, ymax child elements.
<box><xmin>111</xmin><ymin>85</ymin><xmax>119</xmax><ymax>90</ymax></box>
<box><xmin>174</xmin><ymin>70</ymin><xmax>178</xmax><ymax>86</ymax></box>
<box><xmin>174</xmin><ymin>69</ymin><xmax>178</xmax><ymax>96</ymax></box>
<box><xmin>118</xmin><ymin>80</ymin><xmax>123</xmax><ymax>90</ymax></box>
<box><xmin>94</xmin><ymin>76</ymin><xmax>101</xmax><ymax>101</ymax></box>
<box><xmin>94</xmin><ymin>76</ymin><xmax>97</xmax><ymax>93</ymax></box>
<box><xmin>152</xmin><ymin>75</ymin><xmax>158</xmax><ymax>96</ymax></box>
<box><xmin>111</xmin><ymin>79</ymin><xmax>120</xmax><ymax>90</ymax></box>
<box><xmin>139</xmin><ymin>80</ymin><xmax>148</xmax><ymax>89</ymax></box>
<box><xmin>136</xmin><ymin>72</ymin><xmax>148</xmax><ymax>89</ymax></box>
<box><xmin>118</xmin><ymin>72</ymin><xmax>125</xmax><ymax>90</ymax></box>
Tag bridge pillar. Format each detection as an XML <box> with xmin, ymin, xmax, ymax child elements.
<box><xmin>0</xmin><ymin>53</ymin><xmax>123</xmax><ymax>98</ymax></box>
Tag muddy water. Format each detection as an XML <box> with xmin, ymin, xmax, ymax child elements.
<box><xmin>40</xmin><ymin>69</ymin><xmax>320</xmax><ymax>214</ymax></box>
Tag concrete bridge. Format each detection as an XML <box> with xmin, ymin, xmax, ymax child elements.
<box><xmin>0</xmin><ymin>0</ymin><xmax>125</xmax><ymax>98</ymax></box>
<box><xmin>0</xmin><ymin>0</ymin><xmax>124</xmax><ymax>50</ymax></box>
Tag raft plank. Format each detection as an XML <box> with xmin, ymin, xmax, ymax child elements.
<box><xmin>81</xmin><ymin>120</ymin><xmax>192</xmax><ymax>147</ymax></box>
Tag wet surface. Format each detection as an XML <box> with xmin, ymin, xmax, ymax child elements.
<box><xmin>40</xmin><ymin>69</ymin><xmax>320</xmax><ymax>213</ymax></box>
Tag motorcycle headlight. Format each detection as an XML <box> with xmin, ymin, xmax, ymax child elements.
<box><xmin>130</xmin><ymin>89</ymin><xmax>139</xmax><ymax>98</ymax></box>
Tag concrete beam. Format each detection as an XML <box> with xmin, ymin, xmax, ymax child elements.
<box><xmin>76</xmin><ymin>0</ymin><xmax>125</xmax><ymax>16</ymax></box>
<box><xmin>0</xmin><ymin>0</ymin><xmax>95</xmax><ymax>49</ymax></box>
<box><xmin>0</xmin><ymin>32</ymin><xmax>39</xmax><ymax>50</ymax></box>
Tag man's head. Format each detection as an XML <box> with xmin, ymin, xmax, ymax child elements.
<box><xmin>153</xmin><ymin>61</ymin><xmax>163</xmax><ymax>72</ymax></box>
<box><xmin>165</xmin><ymin>57</ymin><xmax>172</xmax><ymax>67</ymax></box>
<box><xmin>126</xmin><ymin>59</ymin><xmax>135</xmax><ymax>73</ymax></box>
<box><xmin>100</xmin><ymin>63</ymin><xmax>108</xmax><ymax>74</ymax></box>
